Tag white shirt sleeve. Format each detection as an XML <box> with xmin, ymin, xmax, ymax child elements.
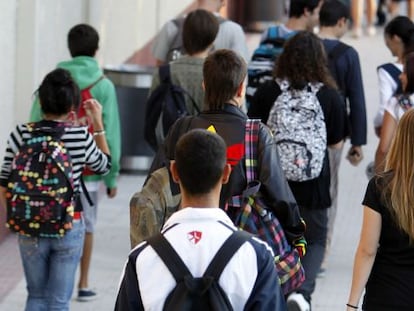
<box><xmin>374</xmin><ymin>64</ymin><xmax>402</xmax><ymax>128</ymax></box>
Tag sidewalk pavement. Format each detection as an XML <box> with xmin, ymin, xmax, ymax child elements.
<box><xmin>0</xmin><ymin>29</ymin><xmax>389</xmax><ymax>310</ymax></box>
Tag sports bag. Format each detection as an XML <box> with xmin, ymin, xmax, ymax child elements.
<box><xmin>6</xmin><ymin>122</ymin><xmax>75</xmax><ymax>238</ymax></box>
<box><xmin>246</xmin><ymin>26</ymin><xmax>296</xmax><ymax>107</ymax></box>
<box><xmin>226</xmin><ymin>119</ymin><xmax>305</xmax><ymax>295</ymax></box>
<box><xmin>144</xmin><ymin>65</ymin><xmax>199</xmax><ymax>151</ymax></box>
<box><xmin>267</xmin><ymin>79</ymin><xmax>327</xmax><ymax>182</ymax></box>
<box><xmin>147</xmin><ymin>230</ymin><xmax>251</xmax><ymax>311</ymax></box>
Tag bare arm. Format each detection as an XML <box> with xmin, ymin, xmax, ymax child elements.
<box><xmin>347</xmin><ymin>206</ymin><xmax>381</xmax><ymax>309</ymax></box>
<box><xmin>375</xmin><ymin>111</ymin><xmax>397</xmax><ymax>173</ymax></box>
<box><xmin>0</xmin><ymin>186</ymin><xmax>6</xmax><ymax>212</ymax></box>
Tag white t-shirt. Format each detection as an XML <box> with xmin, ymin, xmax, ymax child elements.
<box><xmin>374</xmin><ymin>62</ymin><xmax>403</xmax><ymax>128</ymax></box>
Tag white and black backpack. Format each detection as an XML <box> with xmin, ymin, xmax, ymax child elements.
<box><xmin>267</xmin><ymin>79</ymin><xmax>327</xmax><ymax>182</ymax></box>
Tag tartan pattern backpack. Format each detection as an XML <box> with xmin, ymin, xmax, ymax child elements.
<box><xmin>6</xmin><ymin>122</ymin><xmax>75</xmax><ymax>238</ymax></box>
<box><xmin>226</xmin><ymin>119</ymin><xmax>305</xmax><ymax>295</ymax></box>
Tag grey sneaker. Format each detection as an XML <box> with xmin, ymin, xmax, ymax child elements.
<box><xmin>287</xmin><ymin>292</ymin><xmax>310</xmax><ymax>311</ymax></box>
<box><xmin>77</xmin><ymin>288</ymin><xmax>98</xmax><ymax>302</ymax></box>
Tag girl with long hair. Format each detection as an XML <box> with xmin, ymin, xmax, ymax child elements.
<box><xmin>348</xmin><ymin>108</ymin><xmax>414</xmax><ymax>311</ymax></box>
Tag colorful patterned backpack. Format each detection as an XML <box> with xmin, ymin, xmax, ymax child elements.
<box><xmin>226</xmin><ymin>119</ymin><xmax>305</xmax><ymax>295</ymax></box>
<box><xmin>6</xmin><ymin>122</ymin><xmax>75</xmax><ymax>238</ymax></box>
<box><xmin>267</xmin><ymin>79</ymin><xmax>326</xmax><ymax>182</ymax></box>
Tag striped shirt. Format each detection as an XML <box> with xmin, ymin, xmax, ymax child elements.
<box><xmin>0</xmin><ymin>121</ymin><xmax>111</xmax><ymax>192</ymax></box>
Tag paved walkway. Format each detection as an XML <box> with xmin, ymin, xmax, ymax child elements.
<box><xmin>0</xmin><ymin>28</ymin><xmax>389</xmax><ymax>310</ymax></box>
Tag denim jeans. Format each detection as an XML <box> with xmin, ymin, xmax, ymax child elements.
<box><xmin>18</xmin><ymin>220</ymin><xmax>85</xmax><ymax>311</ymax></box>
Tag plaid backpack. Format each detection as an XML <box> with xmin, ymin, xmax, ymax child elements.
<box><xmin>6</xmin><ymin>122</ymin><xmax>75</xmax><ymax>238</ymax></box>
<box><xmin>226</xmin><ymin>119</ymin><xmax>305</xmax><ymax>295</ymax></box>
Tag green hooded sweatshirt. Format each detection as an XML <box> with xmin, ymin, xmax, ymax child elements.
<box><xmin>30</xmin><ymin>56</ymin><xmax>121</xmax><ymax>189</ymax></box>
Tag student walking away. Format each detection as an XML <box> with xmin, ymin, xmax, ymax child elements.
<box><xmin>116</xmin><ymin>129</ymin><xmax>286</xmax><ymax>310</ymax></box>
<box><xmin>318</xmin><ymin>0</ymin><xmax>367</xmax><ymax>264</ymax></box>
<box><xmin>29</xmin><ymin>24</ymin><xmax>121</xmax><ymax>302</ymax></box>
<box><xmin>375</xmin><ymin>52</ymin><xmax>414</xmax><ymax>173</ymax></box>
<box><xmin>151</xmin><ymin>0</ymin><xmax>248</xmax><ymax>65</ymax></box>
<box><xmin>249</xmin><ymin>31</ymin><xmax>346</xmax><ymax>311</ymax></box>
<box><xmin>0</xmin><ymin>68</ymin><xmax>111</xmax><ymax>311</ymax></box>
<box><xmin>133</xmin><ymin>49</ymin><xmax>306</xmax><ymax>268</ymax></box>
<box><xmin>246</xmin><ymin>0</ymin><xmax>322</xmax><ymax>107</ymax></box>
<box><xmin>365</xmin><ymin>16</ymin><xmax>414</xmax><ymax>179</ymax></box>
<box><xmin>374</xmin><ymin>16</ymin><xmax>414</xmax><ymax>138</ymax></box>
<box><xmin>144</xmin><ymin>9</ymin><xmax>219</xmax><ymax>151</ymax></box>
<box><xmin>347</xmin><ymin>108</ymin><xmax>414</xmax><ymax>311</ymax></box>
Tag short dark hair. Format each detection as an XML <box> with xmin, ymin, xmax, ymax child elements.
<box><xmin>68</xmin><ymin>24</ymin><xmax>99</xmax><ymax>57</ymax></box>
<box><xmin>385</xmin><ymin>16</ymin><xmax>414</xmax><ymax>47</ymax></box>
<box><xmin>275</xmin><ymin>31</ymin><xmax>337</xmax><ymax>89</ymax></box>
<box><xmin>183</xmin><ymin>9</ymin><xmax>219</xmax><ymax>55</ymax></box>
<box><xmin>404</xmin><ymin>52</ymin><xmax>414</xmax><ymax>94</ymax></box>
<box><xmin>175</xmin><ymin>129</ymin><xmax>227</xmax><ymax>195</ymax></box>
<box><xmin>38</xmin><ymin>68</ymin><xmax>80</xmax><ymax>115</ymax></box>
<box><xmin>289</xmin><ymin>0</ymin><xmax>321</xmax><ymax>18</ymax></box>
<box><xmin>319</xmin><ymin>0</ymin><xmax>349</xmax><ymax>27</ymax></box>
<box><xmin>203</xmin><ymin>49</ymin><xmax>247</xmax><ymax>110</ymax></box>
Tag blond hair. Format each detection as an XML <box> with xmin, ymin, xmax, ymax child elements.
<box><xmin>384</xmin><ymin>108</ymin><xmax>414</xmax><ymax>240</ymax></box>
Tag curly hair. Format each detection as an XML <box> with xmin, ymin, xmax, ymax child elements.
<box><xmin>274</xmin><ymin>31</ymin><xmax>337</xmax><ymax>90</ymax></box>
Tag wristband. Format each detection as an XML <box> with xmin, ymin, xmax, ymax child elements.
<box><xmin>93</xmin><ymin>130</ymin><xmax>106</xmax><ymax>137</ymax></box>
<box><xmin>346</xmin><ymin>303</ymin><xmax>358</xmax><ymax>309</ymax></box>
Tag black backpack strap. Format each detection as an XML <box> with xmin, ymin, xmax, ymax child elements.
<box><xmin>203</xmin><ymin>230</ymin><xmax>251</xmax><ymax>279</ymax></box>
<box><xmin>159</xmin><ymin>65</ymin><xmax>199</xmax><ymax>114</ymax></box>
<box><xmin>159</xmin><ymin>64</ymin><xmax>171</xmax><ymax>83</ymax></box>
<box><xmin>378</xmin><ymin>63</ymin><xmax>403</xmax><ymax>94</ymax></box>
<box><xmin>147</xmin><ymin>233</ymin><xmax>193</xmax><ymax>282</ymax></box>
<box><xmin>327</xmin><ymin>42</ymin><xmax>350</xmax><ymax>92</ymax></box>
<box><xmin>328</xmin><ymin>41</ymin><xmax>350</xmax><ymax>61</ymax></box>
<box><xmin>80</xmin><ymin>177</ymin><xmax>94</xmax><ymax>207</ymax></box>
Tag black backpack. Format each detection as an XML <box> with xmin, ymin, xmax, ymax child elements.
<box><xmin>144</xmin><ymin>64</ymin><xmax>199</xmax><ymax>151</ymax></box>
<box><xmin>146</xmin><ymin>230</ymin><xmax>251</xmax><ymax>311</ymax></box>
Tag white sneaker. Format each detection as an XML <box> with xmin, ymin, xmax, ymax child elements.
<box><xmin>287</xmin><ymin>292</ymin><xmax>310</xmax><ymax>311</ymax></box>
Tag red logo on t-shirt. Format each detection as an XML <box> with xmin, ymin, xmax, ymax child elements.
<box><xmin>187</xmin><ymin>231</ymin><xmax>202</xmax><ymax>244</ymax></box>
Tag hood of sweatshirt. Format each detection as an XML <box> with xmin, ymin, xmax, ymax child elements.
<box><xmin>57</xmin><ymin>56</ymin><xmax>103</xmax><ymax>89</ymax></box>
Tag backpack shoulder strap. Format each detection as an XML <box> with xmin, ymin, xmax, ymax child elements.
<box><xmin>244</xmin><ymin>119</ymin><xmax>261</xmax><ymax>183</ymax></box>
<box><xmin>328</xmin><ymin>41</ymin><xmax>350</xmax><ymax>61</ymax></box>
<box><xmin>378</xmin><ymin>63</ymin><xmax>402</xmax><ymax>84</ymax></box>
<box><xmin>378</xmin><ymin>63</ymin><xmax>403</xmax><ymax>94</ymax></box>
<box><xmin>81</xmin><ymin>75</ymin><xmax>105</xmax><ymax>92</ymax></box>
<box><xmin>147</xmin><ymin>232</ymin><xmax>193</xmax><ymax>282</ymax></box>
<box><xmin>203</xmin><ymin>230</ymin><xmax>251</xmax><ymax>279</ymax></box>
<box><xmin>159</xmin><ymin>64</ymin><xmax>200</xmax><ymax>113</ymax></box>
<box><xmin>267</xmin><ymin>25</ymin><xmax>280</xmax><ymax>39</ymax></box>
<box><xmin>159</xmin><ymin>64</ymin><xmax>172</xmax><ymax>83</ymax></box>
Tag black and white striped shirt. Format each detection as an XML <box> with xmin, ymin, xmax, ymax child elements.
<box><xmin>0</xmin><ymin>121</ymin><xmax>111</xmax><ymax>192</ymax></box>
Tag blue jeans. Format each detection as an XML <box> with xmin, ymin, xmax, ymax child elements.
<box><xmin>18</xmin><ymin>220</ymin><xmax>85</xmax><ymax>311</ymax></box>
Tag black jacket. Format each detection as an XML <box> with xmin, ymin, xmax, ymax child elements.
<box><xmin>149</xmin><ymin>103</ymin><xmax>305</xmax><ymax>243</ymax></box>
